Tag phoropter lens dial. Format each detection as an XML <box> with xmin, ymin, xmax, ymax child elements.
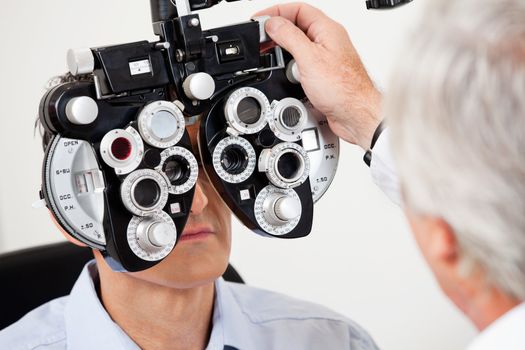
<box><xmin>120</xmin><ymin>169</ymin><xmax>170</xmax><ymax>216</ymax></box>
<box><xmin>213</xmin><ymin>136</ymin><xmax>257</xmax><ymax>184</ymax></box>
<box><xmin>254</xmin><ymin>185</ymin><xmax>302</xmax><ymax>236</ymax></box>
<box><xmin>269</xmin><ymin>98</ymin><xmax>308</xmax><ymax>142</ymax></box>
<box><xmin>157</xmin><ymin>147</ymin><xmax>198</xmax><ymax>195</ymax></box>
<box><xmin>100</xmin><ymin>127</ymin><xmax>144</xmax><ymax>175</ymax></box>
<box><xmin>224</xmin><ymin>87</ymin><xmax>270</xmax><ymax>135</ymax></box>
<box><xmin>258</xmin><ymin>142</ymin><xmax>310</xmax><ymax>189</ymax></box>
<box><xmin>137</xmin><ymin>101</ymin><xmax>186</xmax><ymax>148</ymax></box>
<box><xmin>127</xmin><ymin>211</ymin><xmax>177</xmax><ymax>261</ymax></box>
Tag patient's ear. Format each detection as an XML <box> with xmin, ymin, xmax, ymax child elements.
<box><xmin>48</xmin><ymin>211</ymin><xmax>88</xmax><ymax>247</ymax></box>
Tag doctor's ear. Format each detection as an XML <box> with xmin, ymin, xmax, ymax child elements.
<box><xmin>48</xmin><ymin>211</ymin><xmax>88</xmax><ymax>248</ymax></box>
<box><xmin>405</xmin><ymin>210</ymin><xmax>459</xmax><ymax>265</ymax></box>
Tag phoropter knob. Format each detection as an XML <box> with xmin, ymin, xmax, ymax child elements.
<box><xmin>263</xmin><ymin>193</ymin><xmax>302</xmax><ymax>226</ymax></box>
<box><xmin>67</xmin><ymin>48</ymin><xmax>95</xmax><ymax>76</ymax></box>
<box><xmin>183</xmin><ymin>73</ymin><xmax>216</xmax><ymax>101</ymax></box>
<box><xmin>286</xmin><ymin>59</ymin><xmax>301</xmax><ymax>84</ymax></box>
<box><xmin>65</xmin><ymin>96</ymin><xmax>99</xmax><ymax>125</ymax></box>
<box><xmin>136</xmin><ymin>218</ymin><xmax>177</xmax><ymax>253</ymax></box>
<box><xmin>253</xmin><ymin>15</ymin><xmax>271</xmax><ymax>43</ymax></box>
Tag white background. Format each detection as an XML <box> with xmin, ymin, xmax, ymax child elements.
<box><xmin>0</xmin><ymin>0</ymin><xmax>477</xmax><ymax>349</ymax></box>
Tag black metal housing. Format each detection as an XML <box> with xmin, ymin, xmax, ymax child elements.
<box><xmin>366</xmin><ymin>0</ymin><xmax>413</xmax><ymax>9</ymax></box>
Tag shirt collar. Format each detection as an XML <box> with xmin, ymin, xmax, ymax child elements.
<box><xmin>64</xmin><ymin>261</ymin><xmax>140</xmax><ymax>350</ymax></box>
<box><xmin>466</xmin><ymin>302</ymin><xmax>525</xmax><ymax>350</ymax></box>
<box><xmin>207</xmin><ymin>278</ymin><xmax>256</xmax><ymax>350</ymax></box>
<box><xmin>65</xmin><ymin>261</ymin><xmax>254</xmax><ymax>350</ymax></box>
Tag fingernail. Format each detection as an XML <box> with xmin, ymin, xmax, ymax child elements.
<box><xmin>266</xmin><ymin>17</ymin><xmax>287</xmax><ymax>34</ymax></box>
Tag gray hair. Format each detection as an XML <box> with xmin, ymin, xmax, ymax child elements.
<box><xmin>385</xmin><ymin>0</ymin><xmax>525</xmax><ymax>300</ymax></box>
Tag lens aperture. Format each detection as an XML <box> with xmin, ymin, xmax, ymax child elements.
<box><xmin>281</xmin><ymin>106</ymin><xmax>302</xmax><ymax>128</ymax></box>
<box><xmin>163</xmin><ymin>155</ymin><xmax>191</xmax><ymax>186</ymax></box>
<box><xmin>276</xmin><ymin>152</ymin><xmax>303</xmax><ymax>181</ymax></box>
<box><xmin>158</xmin><ymin>147</ymin><xmax>198</xmax><ymax>195</ymax></box>
<box><xmin>221</xmin><ymin>145</ymin><xmax>249</xmax><ymax>175</ymax></box>
<box><xmin>111</xmin><ymin>137</ymin><xmax>132</xmax><ymax>161</ymax></box>
<box><xmin>237</xmin><ymin>97</ymin><xmax>262</xmax><ymax>125</ymax></box>
<box><xmin>133</xmin><ymin>178</ymin><xmax>161</xmax><ymax>209</ymax></box>
<box><xmin>149</xmin><ymin>110</ymin><xmax>179</xmax><ymax>140</ymax></box>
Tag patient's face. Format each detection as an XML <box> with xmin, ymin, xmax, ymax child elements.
<box><xmin>128</xmin><ymin>122</ymin><xmax>232</xmax><ymax>288</ymax></box>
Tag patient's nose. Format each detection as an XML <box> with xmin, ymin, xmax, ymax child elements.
<box><xmin>190</xmin><ymin>181</ymin><xmax>208</xmax><ymax>215</ymax></box>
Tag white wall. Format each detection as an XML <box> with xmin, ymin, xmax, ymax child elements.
<box><xmin>0</xmin><ymin>0</ymin><xmax>477</xmax><ymax>349</ymax></box>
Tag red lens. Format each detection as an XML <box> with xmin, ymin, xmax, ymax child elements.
<box><xmin>111</xmin><ymin>137</ymin><xmax>132</xmax><ymax>161</ymax></box>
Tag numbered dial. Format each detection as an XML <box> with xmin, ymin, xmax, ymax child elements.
<box><xmin>254</xmin><ymin>186</ymin><xmax>302</xmax><ymax>236</ymax></box>
<box><xmin>224</xmin><ymin>87</ymin><xmax>270</xmax><ymax>135</ymax></box>
<box><xmin>120</xmin><ymin>169</ymin><xmax>170</xmax><ymax>217</ymax></box>
<box><xmin>44</xmin><ymin>136</ymin><xmax>106</xmax><ymax>247</ymax></box>
<box><xmin>157</xmin><ymin>147</ymin><xmax>199</xmax><ymax>194</ymax></box>
<box><xmin>269</xmin><ymin>98</ymin><xmax>308</xmax><ymax>142</ymax></box>
<box><xmin>263</xmin><ymin>193</ymin><xmax>302</xmax><ymax>226</ymax></box>
<box><xmin>137</xmin><ymin>101</ymin><xmax>185</xmax><ymax>148</ymax></box>
<box><xmin>212</xmin><ymin>136</ymin><xmax>256</xmax><ymax>184</ymax></box>
<box><xmin>127</xmin><ymin>211</ymin><xmax>177</xmax><ymax>261</ymax></box>
<box><xmin>258</xmin><ymin>142</ymin><xmax>310</xmax><ymax>189</ymax></box>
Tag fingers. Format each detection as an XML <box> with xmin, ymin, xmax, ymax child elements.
<box><xmin>254</xmin><ymin>2</ymin><xmax>326</xmax><ymax>34</ymax></box>
<box><xmin>264</xmin><ymin>16</ymin><xmax>316</xmax><ymax>63</ymax></box>
<box><xmin>254</xmin><ymin>2</ymin><xmax>341</xmax><ymax>47</ymax></box>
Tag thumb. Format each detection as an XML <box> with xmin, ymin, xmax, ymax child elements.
<box><xmin>265</xmin><ymin>16</ymin><xmax>315</xmax><ymax>63</ymax></box>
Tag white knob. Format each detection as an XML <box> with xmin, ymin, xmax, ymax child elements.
<box><xmin>183</xmin><ymin>73</ymin><xmax>215</xmax><ymax>101</ymax></box>
<box><xmin>274</xmin><ymin>196</ymin><xmax>302</xmax><ymax>221</ymax></box>
<box><xmin>65</xmin><ymin>96</ymin><xmax>99</xmax><ymax>125</ymax></box>
<box><xmin>253</xmin><ymin>15</ymin><xmax>271</xmax><ymax>43</ymax></box>
<box><xmin>67</xmin><ymin>48</ymin><xmax>95</xmax><ymax>76</ymax></box>
<box><xmin>286</xmin><ymin>60</ymin><xmax>301</xmax><ymax>84</ymax></box>
<box><xmin>263</xmin><ymin>194</ymin><xmax>302</xmax><ymax>226</ymax></box>
<box><xmin>148</xmin><ymin>222</ymin><xmax>176</xmax><ymax>247</ymax></box>
<box><xmin>137</xmin><ymin>219</ymin><xmax>176</xmax><ymax>253</ymax></box>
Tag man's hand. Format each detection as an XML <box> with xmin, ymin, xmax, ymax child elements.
<box><xmin>255</xmin><ymin>3</ymin><xmax>382</xmax><ymax>150</ymax></box>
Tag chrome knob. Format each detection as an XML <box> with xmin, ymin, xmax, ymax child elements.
<box><xmin>136</xmin><ymin>219</ymin><xmax>177</xmax><ymax>253</ymax></box>
<box><xmin>263</xmin><ymin>193</ymin><xmax>302</xmax><ymax>226</ymax></box>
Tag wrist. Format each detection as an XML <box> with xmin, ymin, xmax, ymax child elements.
<box><xmin>358</xmin><ymin>114</ymin><xmax>382</xmax><ymax>150</ymax></box>
<box><xmin>357</xmin><ymin>89</ymin><xmax>383</xmax><ymax>150</ymax></box>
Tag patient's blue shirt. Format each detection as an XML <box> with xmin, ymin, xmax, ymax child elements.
<box><xmin>0</xmin><ymin>261</ymin><xmax>379</xmax><ymax>350</ymax></box>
